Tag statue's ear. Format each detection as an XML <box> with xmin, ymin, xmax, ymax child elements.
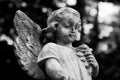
<box><xmin>40</xmin><ymin>22</ymin><xmax>58</xmax><ymax>44</ymax></box>
<box><xmin>47</xmin><ymin>22</ymin><xmax>58</xmax><ymax>30</ymax></box>
<box><xmin>46</xmin><ymin>22</ymin><xmax>58</xmax><ymax>38</ymax></box>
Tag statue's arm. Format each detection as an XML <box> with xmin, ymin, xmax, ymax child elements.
<box><xmin>45</xmin><ymin>58</ymin><xmax>73</xmax><ymax>80</ymax></box>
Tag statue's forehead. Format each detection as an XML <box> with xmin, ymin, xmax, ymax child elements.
<box><xmin>60</xmin><ymin>17</ymin><xmax>81</xmax><ymax>27</ymax></box>
<box><xmin>63</xmin><ymin>15</ymin><xmax>81</xmax><ymax>23</ymax></box>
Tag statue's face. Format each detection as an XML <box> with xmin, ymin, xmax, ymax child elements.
<box><xmin>56</xmin><ymin>16</ymin><xmax>81</xmax><ymax>44</ymax></box>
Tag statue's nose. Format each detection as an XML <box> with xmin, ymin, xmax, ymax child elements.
<box><xmin>71</xmin><ymin>27</ymin><xmax>76</xmax><ymax>32</ymax></box>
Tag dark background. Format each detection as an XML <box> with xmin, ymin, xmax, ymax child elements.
<box><xmin>0</xmin><ymin>0</ymin><xmax>120</xmax><ymax>80</ymax></box>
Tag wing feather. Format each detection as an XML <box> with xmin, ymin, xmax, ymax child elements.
<box><xmin>13</xmin><ymin>10</ymin><xmax>45</xmax><ymax>79</ymax></box>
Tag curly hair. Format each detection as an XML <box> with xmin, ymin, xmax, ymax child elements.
<box><xmin>47</xmin><ymin>7</ymin><xmax>80</xmax><ymax>26</ymax></box>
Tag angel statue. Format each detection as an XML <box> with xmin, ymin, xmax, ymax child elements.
<box><xmin>13</xmin><ymin>7</ymin><xmax>99</xmax><ymax>80</ymax></box>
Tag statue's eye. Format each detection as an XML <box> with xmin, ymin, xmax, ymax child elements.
<box><xmin>75</xmin><ymin>23</ymin><xmax>81</xmax><ymax>30</ymax></box>
<box><xmin>74</xmin><ymin>25</ymin><xmax>79</xmax><ymax>30</ymax></box>
<box><xmin>75</xmin><ymin>26</ymin><xmax>79</xmax><ymax>30</ymax></box>
<box><xmin>64</xmin><ymin>25</ymin><xmax>71</xmax><ymax>28</ymax></box>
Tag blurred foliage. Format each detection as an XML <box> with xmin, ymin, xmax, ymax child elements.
<box><xmin>0</xmin><ymin>0</ymin><xmax>120</xmax><ymax>80</ymax></box>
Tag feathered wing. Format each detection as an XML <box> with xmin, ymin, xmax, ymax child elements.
<box><xmin>13</xmin><ymin>10</ymin><xmax>45</xmax><ymax>79</ymax></box>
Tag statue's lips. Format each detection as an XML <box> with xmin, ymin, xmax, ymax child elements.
<box><xmin>69</xmin><ymin>33</ymin><xmax>76</xmax><ymax>38</ymax></box>
<box><xmin>69</xmin><ymin>33</ymin><xmax>76</xmax><ymax>36</ymax></box>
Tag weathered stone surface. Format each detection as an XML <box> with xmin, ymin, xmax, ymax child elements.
<box><xmin>13</xmin><ymin>10</ymin><xmax>45</xmax><ymax>79</ymax></box>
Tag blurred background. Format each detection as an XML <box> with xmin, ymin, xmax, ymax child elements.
<box><xmin>0</xmin><ymin>0</ymin><xmax>120</xmax><ymax>80</ymax></box>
